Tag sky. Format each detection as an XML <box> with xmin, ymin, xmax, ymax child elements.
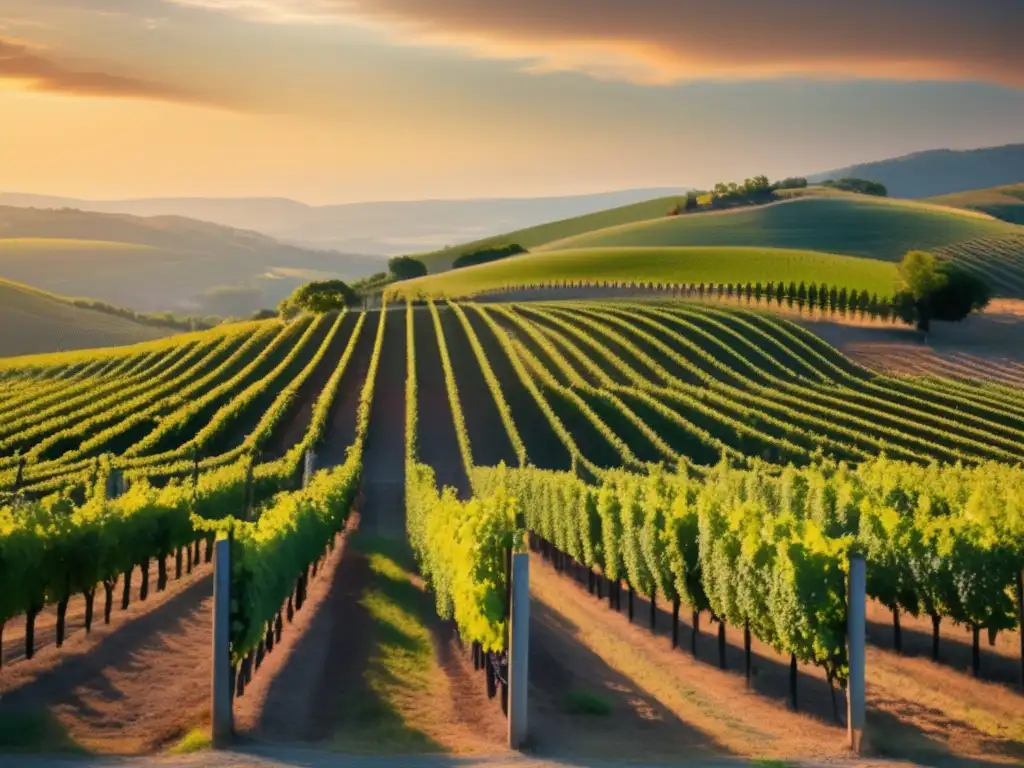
<box><xmin>1</xmin><ymin>0</ymin><xmax>1023</xmax><ymax>204</ymax></box>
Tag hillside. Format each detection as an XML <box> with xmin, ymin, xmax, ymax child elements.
<box><xmin>926</xmin><ymin>183</ymin><xmax>1024</xmax><ymax>225</ymax></box>
<box><xmin>387</xmin><ymin>246</ymin><xmax>899</xmax><ymax>300</ymax></box>
<box><xmin>0</xmin><ymin>206</ymin><xmax>384</xmax><ymax>315</ymax></box>
<box><xmin>0</xmin><ymin>188</ymin><xmax>689</xmax><ymax>256</ymax></box>
<box><xmin>414</xmin><ymin>195</ymin><xmax>687</xmax><ymax>272</ymax></box>
<box><xmin>535</xmin><ymin>196</ymin><xmax>1015</xmax><ymax>260</ymax></box>
<box><xmin>0</xmin><ymin>277</ymin><xmax>184</xmax><ymax>357</ymax></box>
<box><xmin>808</xmin><ymin>143</ymin><xmax>1024</xmax><ymax>198</ymax></box>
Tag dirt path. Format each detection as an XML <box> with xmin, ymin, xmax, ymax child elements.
<box><xmin>0</xmin><ymin>568</ymin><xmax>213</xmax><ymax>755</ymax></box>
<box><xmin>266</xmin><ymin>312</ymin><xmax>358</xmax><ymax>459</ymax></box>
<box><xmin>527</xmin><ymin>554</ymin><xmax>1024</xmax><ymax>767</ymax></box>
<box><xmin>2</xmin><ymin>555</ymin><xmax>208</xmax><ymax>668</ymax></box>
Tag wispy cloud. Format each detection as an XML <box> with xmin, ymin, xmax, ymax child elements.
<box><xmin>170</xmin><ymin>0</ymin><xmax>1024</xmax><ymax>88</ymax></box>
<box><xmin>0</xmin><ymin>36</ymin><xmax>217</xmax><ymax>103</ymax></box>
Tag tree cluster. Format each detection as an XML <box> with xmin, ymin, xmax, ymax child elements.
<box><xmin>452</xmin><ymin>243</ymin><xmax>527</xmax><ymax>270</ymax></box>
<box><xmin>277</xmin><ymin>280</ymin><xmax>359</xmax><ymax>319</ymax></box>
<box><xmin>388</xmin><ymin>257</ymin><xmax>427</xmax><ymax>281</ymax></box>
<box><xmin>820</xmin><ymin>178</ymin><xmax>888</xmax><ymax>196</ymax></box>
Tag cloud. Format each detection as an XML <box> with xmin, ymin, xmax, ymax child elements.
<box><xmin>0</xmin><ymin>36</ymin><xmax>210</xmax><ymax>103</ymax></box>
<box><xmin>177</xmin><ymin>0</ymin><xmax>1024</xmax><ymax>88</ymax></box>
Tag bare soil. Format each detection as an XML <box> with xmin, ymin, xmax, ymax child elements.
<box><xmin>2</xmin><ymin>553</ymin><xmax>209</xmax><ymax>668</ymax></box>
<box><xmin>0</xmin><ymin>565</ymin><xmax>213</xmax><ymax>755</ymax></box>
<box><xmin>528</xmin><ymin>554</ymin><xmax>1024</xmax><ymax>766</ymax></box>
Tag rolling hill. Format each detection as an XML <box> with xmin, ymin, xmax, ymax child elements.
<box><xmin>808</xmin><ymin>143</ymin><xmax>1024</xmax><ymax>198</ymax></box>
<box><xmin>926</xmin><ymin>183</ymin><xmax>1024</xmax><ymax>225</ymax></box>
<box><xmin>0</xmin><ymin>206</ymin><xmax>385</xmax><ymax>315</ymax></box>
<box><xmin>0</xmin><ymin>277</ymin><xmax>185</xmax><ymax>357</ymax></box>
<box><xmin>535</xmin><ymin>196</ymin><xmax>1015</xmax><ymax>260</ymax></box>
<box><xmin>399</xmin><ymin>193</ymin><xmax>1024</xmax><ymax>299</ymax></box>
<box><xmin>414</xmin><ymin>195</ymin><xmax>687</xmax><ymax>272</ymax></box>
<box><xmin>386</xmin><ymin>246</ymin><xmax>900</xmax><ymax>300</ymax></box>
<box><xmin>0</xmin><ymin>188</ymin><xmax>690</xmax><ymax>256</ymax></box>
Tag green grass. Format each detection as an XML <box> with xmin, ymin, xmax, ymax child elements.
<box><xmin>414</xmin><ymin>196</ymin><xmax>686</xmax><ymax>272</ymax></box>
<box><xmin>0</xmin><ymin>277</ymin><xmax>185</xmax><ymax>358</ymax></box>
<box><xmin>0</xmin><ymin>711</ymin><xmax>87</xmax><ymax>754</ymax></box>
<box><xmin>926</xmin><ymin>183</ymin><xmax>1024</xmax><ymax>226</ymax></box>
<box><xmin>563</xmin><ymin>690</ymin><xmax>613</xmax><ymax>716</ymax></box>
<box><xmin>536</xmin><ymin>196</ymin><xmax>1015</xmax><ymax>261</ymax></box>
<box><xmin>328</xmin><ymin>534</ymin><xmax>445</xmax><ymax>753</ymax></box>
<box><xmin>387</xmin><ymin>246</ymin><xmax>900</xmax><ymax>300</ymax></box>
<box><xmin>167</xmin><ymin>727</ymin><xmax>212</xmax><ymax>755</ymax></box>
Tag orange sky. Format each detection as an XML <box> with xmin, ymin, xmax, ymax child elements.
<box><xmin>1</xmin><ymin>0</ymin><xmax>1022</xmax><ymax>202</ymax></box>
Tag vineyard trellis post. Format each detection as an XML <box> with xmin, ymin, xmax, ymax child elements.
<box><xmin>508</xmin><ymin>552</ymin><xmax>530</xmax><ymax>750</ymax></box>
<box><xmin>212</xmin><ymin>538</ymin><xmax>233</xmax><ymax>747</ymax></box>
<box><xmin>303</xmin><ymin>449</ymin><xmax>317</xmax><ymax>489</ymax></box>
<box><xmin>847</xmin><ymin>553</ymin><xmax>867</xmax><ymax>753</ymax></box>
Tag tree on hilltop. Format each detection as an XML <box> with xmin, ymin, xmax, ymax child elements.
<box><xmin>388</xmin><ymin>256</ymin><xmax>428</xmax><ymax>281</ymax></box>
<box><xmin>278</xmin><ymin>279</ymin><xmax>359</xmax><ymax>318</ymax></box>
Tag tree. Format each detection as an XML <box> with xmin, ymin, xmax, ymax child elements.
<box><xmin>278</xmin><ymin>280</ymin><xmax>358</xmax><ymax>318</ymax></box>
<box><xmin>893</xmin><ymin>251</ymin><xmax>991</xmax><ymax>333</ymax></box>
<box><xmin>388</xmin><ymin>256</ymin><xmax>427</xmax><ymax>281</ymax></box>
<box><xmin>452</xmin><ymin>243</ymin><xmax>526</xmax><ymax>270</ymax></box>
<box><xmin>685</xmin><ymin>192</ymin><xmax>699</xmax><ymax>211</ymax></box>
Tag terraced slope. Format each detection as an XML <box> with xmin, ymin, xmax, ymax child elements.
<box><xmin>926</xmin><ymin>183</ymin><xmax>1024</xmax><ymax>225</ymax></box>
<box><xmin>0</xmin><ymin>276</ymin><xmax>182</xmax><ymax>357</ymax></box>
<box><xmin>420</xmin><ymin>301</ymin><xmax>1024</xmax><ymax>477</ymax></box>
<box><xmin>536</xmin><ymin>196</ymin><xmax>1015</xmax><ymax>261</ymax></box>
<box><xmin>0</xmin><ymin>311</ymin><xmax>378</xmax><ymax>498</ymax></box>
<box><xmin>387</xmin><ymin>246</ymin><xmax>899</xmax><ymax>300</ymax></box>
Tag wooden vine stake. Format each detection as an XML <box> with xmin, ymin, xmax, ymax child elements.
<box><xmin>212</xmin><ymin>538</ymin><xmax>233</xmax><ymax>747</ymax></box>
<box><xmin>847</xmin><ymin>553</ymin><xmax>867</xmax><ymax>754</ymax></box>
<box><xmin>508</xmin><ymin>553</ymin><xmax>530</xmax><ymax>750</ymax></box>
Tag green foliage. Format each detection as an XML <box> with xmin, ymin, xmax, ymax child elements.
<box><xmin>895</xmin><ymin>251</ymin><xmax>991</xmax><ymax>331</ymax></box>
<box><xmin>388</xmin><ymin>256</ymin><xmax>428</xmax><ymax>281</ymax></box>
<box><xmin>472</xmin><ymin>456</ymin><xmax>1024</xmax><ymax>684</ymax></box>
<box><xmin>278</xmin><ymin>280</ymin><xmax>358</xmax><ymax>318</ymax></box>
<box><xmin>821</xmin><ymin>178</ymin><xmax>888</xmax><ymax>196</ymax></box>
<box><xmin>230</xmin><ymin>456</ymin><xmax>361</xmax><ymax>662</ymax></box>
<box><xmin>452</xmin><ymin>243</ymin><xmax>527</xmax><ymax>270</ymax></box>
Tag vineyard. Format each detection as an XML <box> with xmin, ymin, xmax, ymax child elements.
<box><xmin>1</xmin><ymin>298</ymin><xmax>1023</xmax><ymax>761</ymax></box>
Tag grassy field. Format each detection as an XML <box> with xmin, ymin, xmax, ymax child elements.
<box><xmin>927</xmin><ymin>183</ymin><xmax>1024</xmax><ymax>225</ymax></box>
<box><xmin>414</xmin><ymin>196</ymin><xmax>686</xmax><ymax>273</ymax></box>
<box><xmin>0</xmin><ymin>277</ymin><xmax>185</xmax><ymax>358</ymax></box>
<box><xmin>386</xmin><ymin>246</ymin><xmax>900</xmax><ymax>300</ymax></box>
<box><xmin>535</xmin><ymin>196</ymin><xmax>1016</xmax><ymax>260</ymax></box>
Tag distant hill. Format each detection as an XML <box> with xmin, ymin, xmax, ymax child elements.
<box><xmin>536</xmin><ymin>196</ymin><xmax>1014</xmax><ymax>262</ymax></box>
<box><xmin>0</xmin><ymin>188</ymin><xmax>690</xmax><ymax>257</ymax></box>
<box><xmin>0</xmin><ymin>277</ymin><xmax>184</xmax><ymax>357</ymax></box>
<box><xmin>808</xmin><ymin>144</ymin><xmax>1024</xmax><ymax>199</ymax></box>
<box><xmin>925</xmin><ymin>183</ymin><xmax>1024</xmax><ymax>225</ymax></box>
<box><xmin>0</xmin><ymin>206</ymin><xmax>385</xmax><ymax>314</ymax></box>
<box><xmin>398</xmin><ymin>192</ymin><xmax>1024</xmax><ymax>299</ymax></box>
<box><xmin>413</xmin><ymin>195</ymin><xmax>688</xmax><ymax>273</ymax></box>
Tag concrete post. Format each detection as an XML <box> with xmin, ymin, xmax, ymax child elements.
<box><xmin>212</xmin><ymin>539</ymin><xmax>233</xmax><ymax>746</ymax></box>
<box><xmin>508</xmin><ymin>553</ymin><xmax>530</xmax><ymax>750</ymax></box>
<box><xmin>847</xmin><ymin>553</ymin><xmax>866</xmax><ymax>753</ymax></box>
<box><xmin>303</xmin><ymin>449</ymin><xmax>317</xmax><ymax>489</ymax></box>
